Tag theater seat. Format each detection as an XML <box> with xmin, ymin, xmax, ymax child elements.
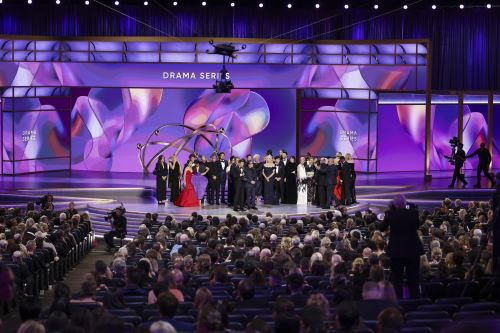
<box><xmin>401</xmin><ymin>327</ymin><xmax>433</xmax><ymax>333</ymax></box>
<box><xmin>453</xmin><ymin>310</ymin><xmax>497</xmax><ymax>321</ymax></box>
<box><xmin>405</xmin><ymin>318</ymin><xmax>453</xmax><ymax>332</ymax></box>
<box><xmin>405</xmin><ymin>311</ymin><xmax>450</xmax><ymax>320</ymax></box>
<box><xmin>398</xmin><ymin>299</ymin><xmax>432</xmax><ymax>313</ymax></box>
<box><xmin>461</xmin><ymin>302</ymin><xmax>500</xmax><ymax>314</ymax></box>
<box><xmin>417</xmin><ymin>304</ymin><xmax>459</xmax><ymax>315</ymax></box>
<box><xmin>435</xmin><ymin>297</ymin><xmax>473</xmax><ymax>307</ymax></box>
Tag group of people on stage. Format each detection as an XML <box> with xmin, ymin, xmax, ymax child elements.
<box><xmin>153</xmin><ymin>149</ymin><xmax>357</xmax><ymax>211</ymax></box>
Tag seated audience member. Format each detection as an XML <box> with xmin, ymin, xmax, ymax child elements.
<box><xmin>287</xmin><ymin>272</ymin><xmax>308</xmax><ymax>307</ymax></box>
<box><xmin>245</xmin><ymin>318</ymin><xmax>272</xmax><ymax>333</ymax></box>
<box><xmin>70</xmin><ymin>274</ymin><xmax>102</xmax><ymax>306</ymax></box>
<box><xmin>194</xmin><ymin>287</ymin><xmax>214</xmax><ymax>312</ymax></box>
<box><xmin>19</xmin><ymin>296</ymin><xmax>42</xmax><ymax>322</ymax></box>
<box><xmin>275</xmin><ymin>313</ymin><xmax>300</xmax><ymax>333</ymax></box>
<box><xmin>300</xmin><ymin>304</ymin><xmax>326</xmax><ymax>333</ymax></box>
<box><xmin>16</xmin><ymin>320</ymin><xmax>46</xmax><ymax>333</ymax></box>
<box><xmin>45</xmin><ymin>310</ymin><xmax>69</xmax><ymax>333</ymax></box>
<box><xmin>121</xmin><ymin>267</ymin><xmax>148</xmax><ymax>296</ymax></box>
<box><xmin>234</xmin><ymin>278</ymin><xmax>267</xmax><ymax>308</ymax></box>
<box><xmin>149</xmin><ymin>292</ymin><xmax>194</xmax><ymax>332</ymax></box>
<box><xmin>357</xmin><ymin>281</ymin><xmax>395</xmax><ymax>321</ymax></box>
<box><xmin>335</xmin><ymin>301</ymin><xmax>361</xmax><ymax>333</ymax></box>
<box><xmin>376</xmin><ymin>307</ymin><xmax>404</xmax><ymax>333</ymax></box>
<box><xmin>150</xmin><ymin>321</ymin><xmax>178</xmax><ymax>333</ymax></box>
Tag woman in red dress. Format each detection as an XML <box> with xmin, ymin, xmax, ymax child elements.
<box><xmin>174</xmin><ymin>164</ymin><xmax>199</xmax><ymax>207</ymax></box>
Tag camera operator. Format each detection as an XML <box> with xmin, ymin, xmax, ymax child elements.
<box><xmin>104</xmin><ymin>207</ymin><xmax>127</xmax><ymax>251</ymax></box>
<box><xmin>379</xmin><ymin>195</ymin><xmax>424</xmax><ymax>299</ymax></box>
<box><xmin>466</xmin><ymin>142</ymin><xmax>495</xmax><ymax>188</ymax></box>
<box><xmin>449</xmin><ymin>142</ymin><xmax>468</xmax><ymax>188</ymax></box>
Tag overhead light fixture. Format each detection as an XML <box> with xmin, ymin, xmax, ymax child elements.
<box><xmin>28</xmin><ymin>0</ymin><xmax>32</xmax><ymax>4</ymax></box>
<box><xmin>114</xmin><ymin>0</ymin><xmax>119</xmax><ymax>5</ymax></box>
<box><xmin>431</xmin><ymin>4</ymin><xmax>436</xmax><ymax>9</ymax></box>
<box><xmin>56</xmin><ymin>0</ymin><xmax>60</xmax><ymax>4</ymax></box>
<box><xmin>374</xmin><ymin>4</ymin><xmax>379</xmax><ymax>9</ymax></box>
<box><xmin>315</xmin><ymin>3</ymin><xmax>320</xmax><ymax>8</ymax></box>
<box><xmin>258</xmin><ymin>2</ymin><xmax>263</xmax><ymax>7</ymax></box>
<box><xmin>459</xmin><ymin>4</ymin><xmax>464</xmax><ymax>9</ymax></box>
<box><xmin>230</xmin><ymin>2</ymin><xmax>235</xmax><ymax>7</ymax></box>
<box><xmin>144</xmin><ymin>1</ymin><xmax>148</xmax><ymax>5</ymax></box>
<box><xmin>202</xmin><ymin>1</ymin><xmax>206</xmax><ymax>5</ymax></box>
<box><xmin>287</xmin><ymin>3</ymin><xmax>292</xmax><ymax>8</ymax></box>
<box><xmin>487</xmin><ymin>3</ymin><xmax>492</xmax><ymax>8</ymax></box>
<box><xmin>344</xmin><ymin>4</ymin><xmax>349</xmax><ymax>9</ymax></box>
<box><xmin>173</xmin><ymin>1</ymin><xmax>177</xmax><ymax>5</ymax></box>
<box><xmin>85</xmin><ymin>0</ymin><xmax>90</xmax><ymax>4</ymax></box>
<box><xmin>403</xmin><ymin>4</ymin><xmax>408</xmax><ymax>9</ymax></box>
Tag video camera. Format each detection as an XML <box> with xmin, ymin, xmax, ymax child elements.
<box><xmin>35</xmin><ymin>194</ymin><xmax>53</xmax><ymax>208</ymax></box>
<box><xmin>449</xmin><ymin>136</ymin><xmax>461</xmax><ymax>148</ymax></box>
<box><xmin>444</xmin><ymin>137</ymin><xmax>463</xmax><ymax>166</ymax></box>
<box><xmin>104</xmin><ymin>206</ymin><xmax>126</xmax><ymax>222</ymax></box>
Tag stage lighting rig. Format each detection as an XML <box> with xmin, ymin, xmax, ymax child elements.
<box><xmin>206</xmin><ymin>40</ymin><xmax>246</xmax><ymax>93</ymax></box>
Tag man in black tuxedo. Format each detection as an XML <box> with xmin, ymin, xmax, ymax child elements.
<box><xmin>253</xmin><ymin>154</ymin><xmax>263</xmax><ymax>198</ymax></box>
<box><xmin>274</xmin><ymin>156</ymin><xmax>285</xmax><ymax>204</ymax></box>
<box><xmin>218</xmin><ymin>152</ymin><xmax>229</xmax><ymax>204</ymax></box>
<box><xmin>326</xmin><ymin>157</ymin><xmax>338</xmax><ymax>208</ymax></box>
<box><xmin>227</xmin><ymin>156</ymin><xmax>237</xmax><ymax>206</ymax></box>
<box><xmin>207</xmin><ymin>153</ymin><xmax>222</xmax><ymax>205</ymax></box>
<box><xmin>244</xmin><ymin>161</ymin><xmax>258</xmax><ymax>210</ymax></box>
<box><xmin>466</xmin><ymin>142</ymin><xmax>495</xmax><ymax>188</ymax></box>
<box><xmin>231</xmin><ymin>159</ymin><xmax>246</xmax><ymax>211</ymax></box>
<box><xmin>316</xmin><ymin>158</ymin><xmax>329</xmax><ymax>209</ymax></box>
<box><xmin>379</xmin><ymin>195</ymin><xmax>424</xmax><ymax>299</ymax></box>
<box><xmin>449</xmin><ymin>143</ymin><xmax>468</xmax><ymax>188</ymax></box>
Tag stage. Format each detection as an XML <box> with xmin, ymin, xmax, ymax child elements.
<box><xmin>0</xmin><ymin>169</ymin><xmax>496</xmax><ymax>236</ymax></box>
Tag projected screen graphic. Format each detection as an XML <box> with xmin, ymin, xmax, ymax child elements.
<box><xmin>71</xmin><ymin>88</ymin><xmax>296</xmax><ymax>172</ymax></box>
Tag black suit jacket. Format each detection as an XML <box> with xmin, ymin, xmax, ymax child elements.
<box><xmin>275</xmin><ymin>164</ymin><xmax>285</xmax><ymax>180</ymax></box>
<box><xmin>326</xmin><ymin>164</ymin><xmax>338</xmax><ymax>185</ymax></box>
<box><xmin>207</xmin><ymin>161</ymin><xmax>223</xmax><ymax>182</ymax></box>
<box><xmin>230</xmin><ymin>166</ymin><xmax>245</xmax><ymax>187</ymax></box>
<box><xmin>380</xmin><ymin>208</ymin><xmax>424</xmax><ymax>258</ymax></box>
<box><xmin>317</xmin><ymin>163</ymin><xmax>328</xmax><ymax>186</ymax></box>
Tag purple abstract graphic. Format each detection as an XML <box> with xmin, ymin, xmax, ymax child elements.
<box><xmin>71</xmin><ymin>88</ymin><xmax>295</xmax><ymax>172</ymax></box>
<box><xmin>463</xmin><ymin>104</ymin><xmax>488</xmax><ymax>169</ymax></box>
<box><xmin>493</xmin><ymin>104</ymin><xmax>500</xmax><ymax>167</ymax></box>
<box><xmin>183</xmin><ymin>89</ymin><xmax>271</xmax><ymax>157</ymax></box>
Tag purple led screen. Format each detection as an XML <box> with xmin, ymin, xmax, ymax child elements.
<box><xmin>430</xmin><ymin>104</ymin><xmax>459</xmax><ymax>171</ymax></box>
<box><xmin>494</xmin><ymin>105</ymin><xmax>500</xmax><ymax>167</ymax></box>
<box><xmin>0</xmin><ymin>62</ymin><xmax>425</xmax><ymax>90</ymax></box>
<box><xmin>463</xmin><ymin>104</ymin><xmax>489</xmax><ymax>169</ymax></box>
<box><xmin>377</xmin><ymin>105</ymin><xmax>425</xmax><ymax>172</ymax></box>
<box><xmin>71</xmin><ymin>88</ymin><xmax>296</xmax><ymax>172</ymax></box>
<box><xmin>300</xmin><ymin>111</ymin><xmax>376</xmax><ymax>172</ymax></box>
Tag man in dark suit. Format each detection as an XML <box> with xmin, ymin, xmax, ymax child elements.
<box><xmin>379</xmin><ymin>195</ymin><xmax>424</xmax><ymax>299</ymax></box>
<box><xmin>253</xmin><ymin>154</ymin><xmax>263</xmax><ymax>198</ymax></box>
<box><xmin>231</xmin><ymin>159</ymin><xmax>246</xmax><ymax>211</ymax></box>
<box><xmin>449</xmin><ymin>143</ymin><xmax>468</xmax><ymax>188</ymax></box>
<box><xmin>207</xmin><ymin>153</ymin><xmax>222</xmax><ymax>205</ymax></box>
<box><xmin>244</xmin><ymin>161</ymin><xmax>258</xmax><ymax>210</ymax></box>
<box><xmin>274</xmin><ymin>156</ymin><xmax>285</xmax><ymax>204</ymax></box>
<box><xmin>227</xmin><ymin>156</ymin><xmax>237</xmax><ymax>206</ymax></box>
<box><xmin>316</xmin><ymin>158</ymin><xmax>329</xmax><ymax>209</ymax></box>
<box><xmin>466</xmin><ymin>142</ymin><xmax>495</xmax><ymax>188</ymax></box>
<box><xmin>218</xmin><ymin>152</ymin><xmax>229</xmax><ymax>204</ymax></box>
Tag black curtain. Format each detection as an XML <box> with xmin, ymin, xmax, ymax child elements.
<box><xmin>1</xmin><ymin>4</ymin><xmax>499</xmax><ymax>90</ymax></box>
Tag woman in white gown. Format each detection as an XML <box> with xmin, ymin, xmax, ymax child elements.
<box><xmin>297</xmin><ymin>156</ymin><xmax>308</xmax><ymax>205</ymax></box>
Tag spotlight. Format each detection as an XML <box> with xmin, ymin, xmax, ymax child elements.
<box><xmin>56</xmin><ymin>0</ymin><xmax>60</xmax><ymax>4</ymax></box>
<box><xmin>431</xmin><ymin>4</ymin><xmax>436</xmax><ymax>9</ymax></box>
<box><xmin>459</xmin><ymin>4</ymin><xmax>464</xmax><ymax>9</ymax></box>
<box><xmin>287</xmin><ymin>3</ymin><xmax>292</xmax><ymax>8</ymax></box>
<box><xmin>487</xmin><ymin>3</ymin><xmax>492</xmax><ymax>8</ymax></box>
<box><xmin>403</xmin><ymin>4</ymin><xmax>408</xmax><ymax>9</ymax></box>
<box><xmin>315</xmin><ymin>3</ymin><xmax>320</xmax><ymax>8</ymax></box>
<box><xmin>114</xmin><ymin>0</ymin><xmax>119</xmax><ymax>5</ymax></box>
<box><xmin>373</xmin><ymin>4</ymin><xmax>379</xmax><ymax>9</ymax></box>
<box><xmin>85</xmin><ymin>0</ymin><xmax>89</xmax><ymax>4</ymax></box>
<box><xmin>258</xmin><ymin>2</ymin><xmax>263</xmax><ymax>7</ymax></box>
<box><xmin>344</xmin><ymin>4</ymin><xmax>349</xmax><ymax>9</ymax></box>
<box><xmin>144</xmin><ymin>0</ymin><xmax>148</xmax><ymax>5</ymax></box>
<box><xmin>173</xmin><ymin>1</ymin><xmax>177</xmax><ymax>5</ymax></box>
<box><xmin>28</xmin><ymin>0</ymin><xmax>32</xmax><ymax>4</ymax></box>
<box><xmin>202</xmin><ymin>1</ymin><xmax>206</xmax><ymax>5</ymax></box>
<box><xmin>230</xmin><ymin>2</ymin><xmax>235</xmax><ymax>7</ymax></box>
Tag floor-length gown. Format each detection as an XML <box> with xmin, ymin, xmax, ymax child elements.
<box><xmin>154</xmin><ymin>162</ymin><xmax>168</xmax><ymax>202</ymax></box>
<box><xmin>297</xmin><ymin>164</ymin><xmax>308</xmax><ymax>205</ymax></box>
<box><xmin>263</xmin><ymin>166</ymin><xmax>277</xmax><ymax>205</ymax></box>
<box><xmin>305</xmin><ymin>163</ymin><xmax>316</xmax><ymax>204</ymax></box>
<box><xmin>169</xmin><ymin>161</ymin><xmax>181</xmax><ymax>203</ymax></box>
<box><xmin>284</xmin><ymin>162</ymin><xmax>297</xmax><ymax>204</ymax></box>
<box><xmin>175</xmin><ymin>171</ymin><xmax>199</xmax><ymax>207</ymax></box>
<box><xmin>191</xmin><ymin>171</ymin><xmax>208</xmax><ymax>201</ymax></box>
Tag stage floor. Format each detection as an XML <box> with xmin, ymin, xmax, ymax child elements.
<box><xmin>0</xmin><ymin>169</ymin><xmax>496</xmax><ymax>235</ymax></box>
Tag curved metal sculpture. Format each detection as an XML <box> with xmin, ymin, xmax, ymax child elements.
<box><xmin>137</xmin><ymin>123</ymin><xmax>232</xmax><ymax>174</ymax></box>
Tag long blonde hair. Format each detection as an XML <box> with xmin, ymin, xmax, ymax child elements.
<box><xmin>345</xmin><ymin>153</ymin><xmax>354</xmax><ymax>163</ymax></box>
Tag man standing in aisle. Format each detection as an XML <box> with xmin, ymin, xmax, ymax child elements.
<box><xmin>466</xmin><ymin>142</ymin><xmax>495</xmax><ymax>188</ymax></box>
<box><xmin>449</xmin><ymin>143</ymin><xmax>468</xmax><ymax>188</ymax></box>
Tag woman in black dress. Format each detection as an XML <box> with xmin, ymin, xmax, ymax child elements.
<box><xmin>154</xmin><ymin>155</ymin><xmax>168</xmax><ymax>204</ymax></box>
<box><xmin>262</xmin><ymin>155</ymin><xmax>277</xmax><ymax>205</ymax></box>
<box><xmin>284</xmin><ymin>156</ymin><xmax>297</xmax><ymax>204</ymax></box>
<box><xmin>168</xmin><ymin>155</ymin><xmax>181</xmax><ymax>203</ymax></box>
<box><xmin>305</xmin><ymin>157</ymin><xmax>316</xmax><ymax>205</ymax></box>
<box><xmin>346</xmin><ymin>153</ymin><xmax>357</xmax><ymax>204</ymax></box>
<box><xmin>340</xmin><ymin>155</ymin><xmax>353</xmax><ymax>205</ymax></box>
